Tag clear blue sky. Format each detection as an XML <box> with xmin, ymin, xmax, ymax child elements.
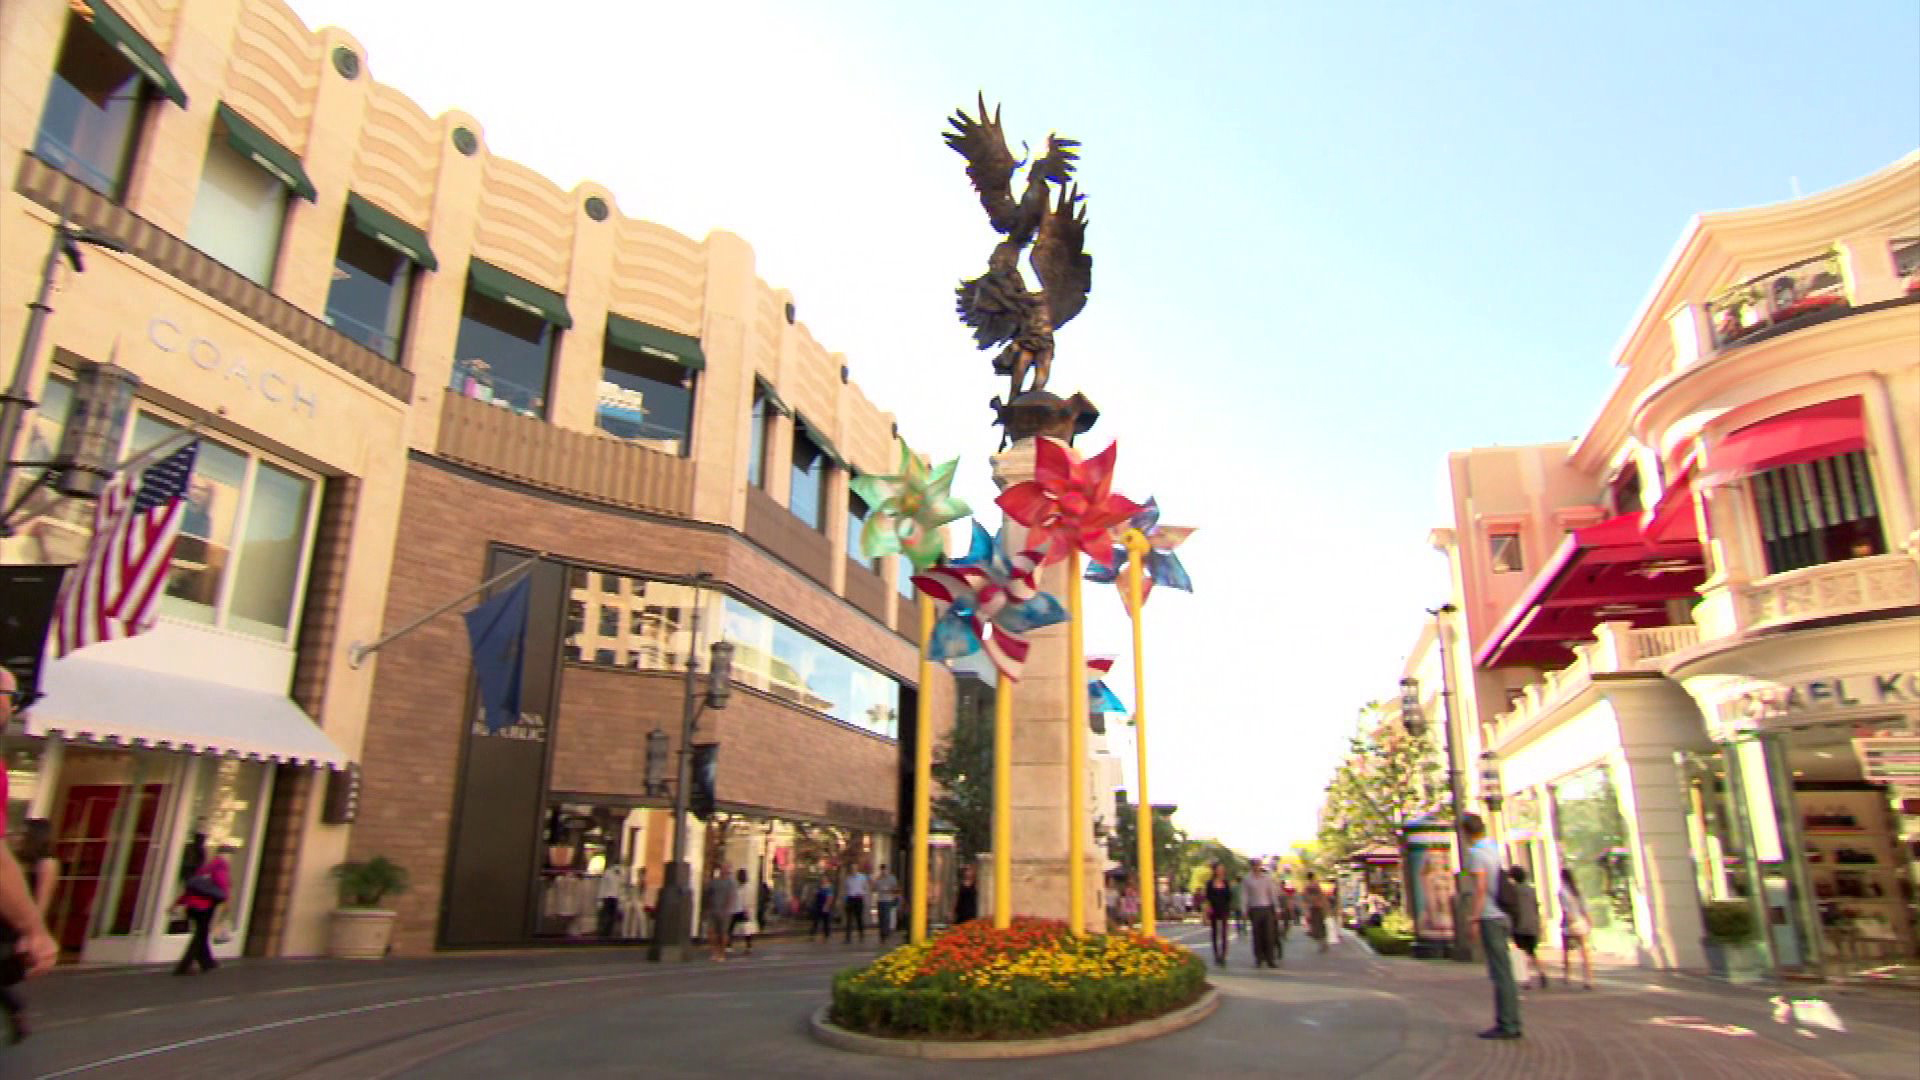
<box><xmin>293</xmin><ymin>0</ymin><xmax>1920</xmax><ymax>853</ymax></box>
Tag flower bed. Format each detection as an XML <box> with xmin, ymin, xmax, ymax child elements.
<box><xmin>830</xmin><ymin>917</ymin><xmax>1208</xmax><ymax>1039</ymax></box>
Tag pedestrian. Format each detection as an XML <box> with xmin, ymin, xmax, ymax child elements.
<box><xmin>730</xmin><ymin>868</ymin><xmax>757</xmax><ymax>955</ymax></box>
<box><xmin>701</xmin><ymin>863</ymin><xmax>739</xmax><ymax>962</ymax></box>
<box><xmin>1463</xmin><ymin>813</ymin><xmax>1522</xmax><ymax>1040</ymax></box>
<box><xmin>0</xmin><ymin>671</ymin><xmax>59</xmax><ymax>998</ymax></box>
<box><xmin>1</xmin><ymin>818</ymin><xmax>60</xmax><ymax>1042</ymax></box>
<box><xmin>953</xmin><ymin>863</ymin><xmax>979</xmax><ymax>925</ymax></box>
<box><xmin>1204</xmin><ymin>863</ymin><xmax>1233</xmax><ymax>967</ymax></box>
<box><xmin>173</xmin><ymin>843</ymin><xmax>233</xmax><ymax>976</ymax></box>
<box><xmin>809</xmin><ymin>876</ymin><xmax>835</xmax><ymax>941</ymax></box>
<box><xmin>1243</xmin><ymin>860</ymin><xmax>1281</xmax><ymax>968</ymax></box>
<box><xmin>840</xmin><ymin>862</ymin><xmax>871</xmax><ymax>943</ymax></box>
<box><xmin>1303</xmin><ymin>872</ymin><xmax>1330</xmax><ymax>952</ymax></box>
<box><xmin>596</xmin><ymin>858</ymin><xmax>625</xmax><ymax>939</ymax></box>
<box><xmin>1508</xmin><ymin>866</ymin><xmax>1548</xmax><ymax>990</ymax></box>
<box><xmin>1558</xmin><ymin>867</ymin><xmax>1594</xmax><ymax>990</ymax></box>
<box><xmin>873</xmin><ymin>864</ymin><xmax>901</xmax><ymax>943</ymax></box>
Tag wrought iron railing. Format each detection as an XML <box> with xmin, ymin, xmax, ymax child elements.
<box><xmin>1706</xmin><ymin>251</ymin><xmax>1850</xmax><ymax>349</ymax></box>
<box><xmin>1893</xmin><ymin>237</ymin><xmax>1920</xmax><ymax>295</ymax></box>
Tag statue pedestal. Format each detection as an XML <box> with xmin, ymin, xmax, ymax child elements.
<box><xmin>990</xmin><ymin>437</ymin><xmax>1106</xmax><ymax>932</ymax></box>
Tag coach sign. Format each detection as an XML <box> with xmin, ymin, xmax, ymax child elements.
<box><xmin>147</xmin><ymin>316</ymin><xmax>320</xmax><ymax>418</ymax></box>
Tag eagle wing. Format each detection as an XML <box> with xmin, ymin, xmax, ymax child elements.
<box><xmin>1030</xmin><ymin>185</ymin><xmax>1091</xmax><ymax>328</ymax></box>
<box><xmin>945</xmin><ymin>94</ymin><xmax>1021</xmax><ymax>235</ymax></box>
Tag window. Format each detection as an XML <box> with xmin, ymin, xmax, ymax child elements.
<box><xmin>131</xmin><ymin>413</ymin><xmax>319</xmax><ymax>643</ymax></box>
<box><xmin>597</xmin><ymin>605</ymin><xmax>619</xmax><ymax>637</ymax></box>
<box><xmin>847</xmin><ymin>490</ymin><xmax>873</xmax><ymax>568</ymax></box>
<box><xmin>450</xmin><ymin>289</ymin><xmax>555</xmax><ymax>419</ymax></box>
<box><xmin>1489</xmin><ymin>531</ymin><xmax>1524</xmax><ymax>574</ymax></box>
<box><xmin>594</xmin><ymin>648</ymin><xmax>617</xmax><ymax>666</ymax></box>
<box><xmin>324</xmin><ymin>210</ymin><xmax>417</xmax><ymax>361</ymax></box>
<box><xmin>897</xmin><ymin>556</ymin><xmax>916</xmax><ymax>599</ymax></box>
<box><xmin>34</xmin><ymin>12</ymin><xmax>151</xmax><ymax>198</ymax></box>
<box><xmin>186</xmin><ymin>118</ymin><xmax>289</xmax><ymax>286</ymax></box>
<box><xmin>748</xmin><ymin>386</ymin><xmax>771</xmax><ymax>489</ymax></box>
<box><xmin>597</xmin><ymin>342</ymin><xmax>694</xmax><ymax>456</ymax></box>
<box><xmin>789</xmin><ymin>428</ymin><xmax>827</xmax><ymax>530</ymax></box>
<box><xmin>1609</xmin><ymin>465</ymin><xmax>1643</xmax><ymax>517</ymax></box>
<box><xmin>1749</xmin><ymin>450</ymin><xmax>1884</xmax><ymax>575</ymax></box>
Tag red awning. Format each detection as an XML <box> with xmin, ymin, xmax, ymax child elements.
<box><xmin>1700</xmin><ymin>397</ymin><xmax>1865</xmax><ymax>486</ymax></box>
<box><xmin>1475</xmin><ymin>511</ymin><xmax>1705</xmax><ymax>669</ymax></box>
<box><xmin>1643</xmin><ymin>468</ymin><xmax>1699</xmax><ymax>545</ymax></box>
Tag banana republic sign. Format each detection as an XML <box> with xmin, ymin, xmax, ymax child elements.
<box><xmin>1723</xmin><ymin>671</ymin><xmax>1920</xmax><ymax>731</ymax></box>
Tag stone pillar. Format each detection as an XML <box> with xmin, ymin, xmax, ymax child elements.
<box><xmin>990</xmin><ymin>437</ymin><xmax>1105</xmax><ymax>930</ymax></box>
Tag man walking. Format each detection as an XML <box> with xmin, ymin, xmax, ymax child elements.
<box><xmin>1243</xmin><ymin>861</ymin><xmax>1281</xmax><ymax>967</ymax></box>
<box><xmin>872</xmin><ymin>864</ymin><xmax>901</xmax><ymax>944</ymax></box>
<box><xmin>1464</xmin><ymin>813</ymin><xmax>1521</xmax><ymax>1040</ymax></box>
<box><xmin>702</xmin><ymin>863</ymin><xmax>739</xmax><ymax>963</ymax></box>
<box><xmin>840</xmin><ymin>862</ymin><xmax>871</xmax><ymax>943</ymax></box>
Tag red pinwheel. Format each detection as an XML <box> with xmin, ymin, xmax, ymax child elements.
<box><xmin>995</xmin><ymin>439</ymin><xmax>1141</xmax><ymax>567</ymax></box>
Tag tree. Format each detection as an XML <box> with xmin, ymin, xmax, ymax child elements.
<box><xmin>1108</xmin><ymin>801</ymin><xmax>1189</xmax><ymax>889</ymax></box>
<box><xmin>931</xmin><ymin>676</ymin><xmax>994</xmax><ymax>861</ymax></box>
<box><xmin>1315</xmin><ymin>704</ymin><xmax>1445</xmax><ymax>868</ymax></box>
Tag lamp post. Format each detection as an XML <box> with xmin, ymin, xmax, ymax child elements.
<box><xmin>1402</xmin><ymin>603</ymin><xmax>1473</xmax><ymax>962</ymax></box>
<box><xmin>648</xmin><ymin>575</ymin><xmax>735</xmax><ymax>963</ymax></box>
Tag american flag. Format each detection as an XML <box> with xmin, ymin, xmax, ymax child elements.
<box><xmin>51</xmin><ymin>441</ymin><xmax>199</xmax><ymax>656</ymax></box>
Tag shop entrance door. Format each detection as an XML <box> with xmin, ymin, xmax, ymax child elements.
<box><xmin>50</xmin><ymin>782</ymin><xmax>164</xmax><ymax>953</ymax></box>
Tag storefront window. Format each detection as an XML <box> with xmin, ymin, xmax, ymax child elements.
<box><xmin>3</xmin><ymin>744</ymin><xmax>46</xmax><ymax>840</ymax></box>
<box><xmin>1750</xmin><ymin>451</ymin><xmax>1884</xmax><ymax>574</ymax></box>
<box><xmin>537</xmin><ymin>801</ymin><xmax>651</xmax><ymax>940</ymax></box>
<box><xmin>133</xmin><ymin>413</ymin><xmax>320</xmax><ymax>643</ymax></box>
<box><xmin>1551</xmin><ymin>764</ymin><xmax>1638</xmax><ymax>954</ymax></box>
<box><xmin>34</xmin><ymin>13</ymin><xmax>150</xmax><ymax>199</ymax></box>
<box><xmin>169</xmin><ymin>758</ymin><xmax>265</xmax><ymax>939</ymax></box>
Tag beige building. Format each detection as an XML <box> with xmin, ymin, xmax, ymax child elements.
<box><xmin>1415</xmin><ymin>154</ymin><xmax>1920</xmax><ymax>975</ymax></box>
<box><xmin>1</xmin><ymin>0</ymin><xmax>950</xmax><ymax>960</ymax></box>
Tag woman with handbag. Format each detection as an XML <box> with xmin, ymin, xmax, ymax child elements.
<box><xmin>1557</xmin><ymin>867</ymin><xmax>1594</xmax><ymax>990</ymax></box>
<box><xmin>174</xmin><ymin>844</ymin><xmax>234</xmax><ymax>976</ymax></box>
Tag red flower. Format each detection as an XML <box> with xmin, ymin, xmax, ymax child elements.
<box><xmin>996</xmin><ymin>439</ymin><xmax>1141</xmax><ymax>567</ymax></box>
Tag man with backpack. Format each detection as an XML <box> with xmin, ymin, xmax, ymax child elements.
<box><xmin>1463</xmin><ymin>813</ymin><xmax>1521</xmax><ymax>1040</ymax></box>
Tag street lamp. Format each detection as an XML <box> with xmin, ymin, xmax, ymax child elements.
<box><xmin>1479</xmin><ymin>752</ymin><xmax>1503</xmax><ymax>812</ymax></box>
<box><xmin>1398</xmin><ymin>676</ymin><xmax>1425</xmax><ymax>737</ymax></box>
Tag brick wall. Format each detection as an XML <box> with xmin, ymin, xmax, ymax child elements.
<box><xmin>356</xmin><ymin>455</ymin><xmax>938</xmax><ymax>952</ymax></box>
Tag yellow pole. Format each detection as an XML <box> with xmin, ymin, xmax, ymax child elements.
<box><xmin>1066</xmin><ymin>550</ymin><xmax>1089</xmax><ymax>935</ymax></box>
<box><xmin>993</xmin><ymin>672</ymin><xmax>1013</xmax><ymax>928</ymax></box>
<box><xmin>1124</xmin><ymin>529</ymin><xmax>1155</xmax><ymax>937</ymax></box>
<box><xmin>911</xmin><ymin>591</ymin><xmax>935</xmax><ymax>944</ymax></box>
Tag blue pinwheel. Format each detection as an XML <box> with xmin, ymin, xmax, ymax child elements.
<box><xmin>1085</xmin><ymin>497</ymin><xmax>1194</xmax><ymax>608</ymax></box>
<box><xmin>1087</xmin><ymin>655</ymin><xmax>1127</xmax><ymax>715</ymax></box>
<box><xmin>913</xmin><ymin>522</ymin><xmax>1067</xmax><ymax>680</ymax></box>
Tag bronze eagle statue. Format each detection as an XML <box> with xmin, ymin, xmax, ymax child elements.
<box><xmin>946</xmin><ymin>95</ymin><xmax>1092</xmax><ymax>402</ymax></box>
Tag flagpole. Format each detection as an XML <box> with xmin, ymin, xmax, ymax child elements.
<box><xmin>1124</xmin><ymin>529</ymin><xmax>1155</xmax><ymax>937</ymax></box>
<box><xmin>992</xmin><ymin>670</ymin><xmax>1013</xmax><ymax>929</ymax></box>
<box><xmin>910</xmin><ymin>591</ymin><xmax>936</xmax><ymax>944</ymax></box>
<box><xmin>347</xmin><ymin>553</ymin><xmax>545</xmax><ymax>668</ymax></box>
<box><xmin>1066</xmin><ymin>550</ymin><xmax>1089</xmax><ymax>935</ymax></box>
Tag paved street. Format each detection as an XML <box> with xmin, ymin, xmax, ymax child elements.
<box><xmin>5</xmin><ymin>925</ymin><xmax>1916</xmax><ymax>1078</ymax></box>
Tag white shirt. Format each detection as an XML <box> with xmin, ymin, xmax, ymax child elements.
<box><xmin>1466</xmin><ymin>838</ymin><xmax>1506</xmax><ymax>921</ymax></box>
<box><xmin>1242</xmin><ymin>872</ymin><xmax>1280</xmax><ymax>908</ymax></box>
<box><xmin>842</xmin><ymin>871</ymin><xmax>870</xmax><ymax>899</ymax></box>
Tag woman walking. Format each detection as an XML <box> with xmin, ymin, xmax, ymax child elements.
<box><xmin>1557</xmin><ymin>867</ymin><xmax>1594</xmax><ymax>990</ymax></box>
<box><xmin>808</xmin><ymin>876</ymin><xmax>835</xmax><ymax>941</ymax></box>
<box><xmin>1204</xmin><ymin>863</ymin><xmax>1233</xmax><ymax>967</ymax></box>
<box><xmin>2</xmin><ymin>819</ymin><xmax>60</xmax><ymax>1041</ymax></box>
<box><xmin>173</xmin><ymin>843</ymin><xmax>232</xmax><ymax>976</ymax></box>
<box><xmin>1303</xmin><ymin>872</ymin><xmax>1330</xmax><ymax>951</ymax></box>
<box><xmin>730</xmin><ymin>868</ymin><xmax>757</xmax><ymax>956</ymax></box>
<box><xmin>1508</xmin><ymin>866</ymin><xmax>1548</xmax><ymax>990</ymax></box>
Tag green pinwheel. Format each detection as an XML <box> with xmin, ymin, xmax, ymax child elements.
<box><xmin>851</xmin><ymin>442</ymin><xmax>971</xmax><ymax>570</ymax></box>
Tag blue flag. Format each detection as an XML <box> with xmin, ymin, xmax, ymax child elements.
<box><xmin>464</xmin><ymin>575</ymin><xmax>531</xmax><ymax>733</ymax></box>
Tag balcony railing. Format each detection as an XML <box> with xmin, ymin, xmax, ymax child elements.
<box><xmin>1489</xmin><ymin>621</ymin><xmax>1698</xmax><ymax>750</ymax></box>
<box><xmin>1696</xmin><ymin>553</ymin><xmax>1920</xmax><ymax>639</ymax></box>
<box><xmin>434</xmin><ymin>388</ymin><xmax>693</xmax><ymax>518</ymax></box>
<box><xmin>1706</xmin><ymin>251</ymin><xmax>1850</xmax><ymax>350</ymax></box>
<box><xmin>1893</xmin><ymin>236</ymin><xmax>1920</xmax><ymax>296</ymax></box>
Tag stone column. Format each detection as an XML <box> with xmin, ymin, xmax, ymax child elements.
<box><xmin>991</xmin><ymin>436</ymin><xmax>1105</xmax><ymax>930</ymax></box>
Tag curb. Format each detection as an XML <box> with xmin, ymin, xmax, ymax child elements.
<box><xmin>809</xmin><ymin>986</ymin><xmax>1221</xmax><ymax>1060</ymax></box>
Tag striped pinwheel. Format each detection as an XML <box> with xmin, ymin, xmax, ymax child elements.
<box><xmin>995</xmin><ymin>438</ymin><xmax>1141</xmax><ymax>568</ymax></box>
<box><xmin>851</xmin><ymin>441</ymin><xmax>971</xmax><ymax>571</ymax></box>
<box><xmin>913</xmin><ymin>523</ymin><xmax>1065</xmax><ymax>680</ymax></box>
<box><xmin>1087</xmin><ymin>655</ymin><xmax>1127</xmax><ymax>715</ymax></box>
<box><xmin>1085</xmin><ymin>497</ymin><xmax>1194</xmax><ymax>609</ymax></box>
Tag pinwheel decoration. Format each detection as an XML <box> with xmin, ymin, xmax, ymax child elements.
<box><xmin>850</xmin><ymin>441</ymin><xmax>971</xmax><ymax>571</ymax></box>
<box><xmin>1085</xmin><ymin>497</ymin><xmax>1196</xmax><ymax>608</ymax></box>
<box><xmin>912</xmin><ymin>522</ymin><xmax>1066</xmax><ymax>680</ymax></box>
<box><xmin>995</xmin><ymin>439</ymin><xmax>1141</xmax><ymax>567</ymax></box>
<box><xmin>1086</xmin><ymin>655</ymin><xmax>1126</xmax><ymax>715</ymax></box>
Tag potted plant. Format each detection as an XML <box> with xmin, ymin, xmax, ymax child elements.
<box><xmin>1701</xmin><ymin>900</ymin><xmax>1763</xmax><ymax>983</ymax></box>
<box><xmin>328</xmin><ymin>856</ymin><xmax>410</xmax><ymax>959</ymax></box>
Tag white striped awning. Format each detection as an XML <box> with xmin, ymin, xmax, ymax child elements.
<box><xmin>26</xmin><ymin>652</ymin><xmax>350</xmax><ymax>768</ymax></box>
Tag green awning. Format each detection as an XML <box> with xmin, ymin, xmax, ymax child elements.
<box><xmin>468</xmin><ymin>260</ymin><xmax>572</xmax><ymax>329</ymax></box>
<box><xmin>796</xmin><ymin>415</ymin><xmax>847</xmax><ymax>470</ymax></box>
<box><xmin>345</xmin><ymin>194</ymin><xmax>437</xmax><ymax>270</ymax></box>
<box><xmin>215</xmin><ymin>104</ymin><xmax>315</xmax><ymax>201</ymax></box>
<box><xmin>606</xmin><ymin>315</ymin><xmax>704</xmax><ymax>370</ymax></box>
<box><xmin>80</xmin><ymin>2</ymin><xmax>187</xmax><ymax>108</ymax></box>
<box><xmin>755</xmin><ymin>377</ymin><xmax>790</xmax><ymax>416</ymax></box>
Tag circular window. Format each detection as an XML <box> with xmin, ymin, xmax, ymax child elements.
<box><xmin>452</xmin><ymin>127</ymin><xmax>479</xmax><ymax>156</ymax></box>
<box><xmin>784</xmin><ymin>302</ymin><xmax>796</xmax><ymax>324</ymax></box>
<box><xmin>584</xmin><ymin>196</ymin><xmax>610</xmax><ymax>221</ymax></box>
<box><xmin>331</xmin><ymin>46</ymin><xmax>360</xmax><ymax>79</ymax></box>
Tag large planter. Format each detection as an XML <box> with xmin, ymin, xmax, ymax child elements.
<box><xmin>328</xmin><ymin>908</ymin><xmax>398</xmax><ymax>959</ymax></box>
<box><xmin>1702</xmin><ymin>937</ymin><xmax>1765</xmax><ymax>983</ymax></box>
